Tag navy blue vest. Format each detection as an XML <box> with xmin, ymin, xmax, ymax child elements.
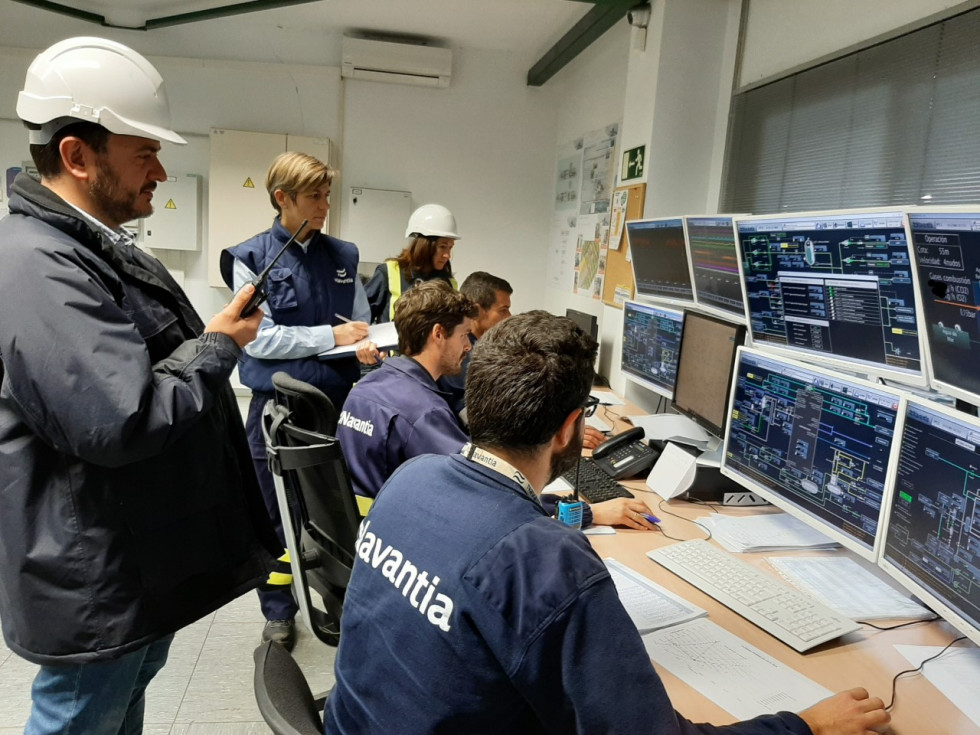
<box><xmin>221</xmin><ymin>220</ymin><xmax>360</xmax><ymax>399</ymax></box>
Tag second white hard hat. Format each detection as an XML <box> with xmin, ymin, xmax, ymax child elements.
<box><xmin>405</xmin><ymin>204</ymin><xmax>459</xmax><ymax>239</ymax></box>
<box><xmin>17</xmin><ymin>36</ymin><xmax>186</xmax><ymax>146</ymax></box>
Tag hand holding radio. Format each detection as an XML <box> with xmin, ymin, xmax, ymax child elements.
<box><xmin>204</xmin><ymin>284</ymin><xmax>264</xmax><ymax>348</ymax></box>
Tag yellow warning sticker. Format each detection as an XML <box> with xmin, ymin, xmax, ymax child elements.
<box><xmin>165</xmin><ymin>199</ymin><xmax>176</xmax><ymax>210</ymax></box>
<box><xmin>243</xmin><ymin>177</ymin><xmax>255</xmax><ymax>188</ymax></box>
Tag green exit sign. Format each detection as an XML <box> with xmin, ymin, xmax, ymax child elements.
<box><xmin>622</xmin><ymin>145</ymin><xmax>645</xmax><ymax>181</ymax></box>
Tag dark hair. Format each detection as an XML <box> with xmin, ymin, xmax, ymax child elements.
<box><xmin>393</xmin><ymin>280</ymin><xmax>478</xmax><ymax>356</ymax></box>
<box><xmin>391</xmin><ymin>236</ymin><xmax>452</xmax><ymax>280</ymax></box>
<box><xmin>466</xmin><ymin>311</ymin><xmax>597</xmax><ymax>456</ymax></box>
<box><xmin>27</xmin><ymin>121</ymin><xmax>109</xmax><ymax>178</ymax></box>
<box><xmin>460</xmin><ymin>271</ymin><xmax>513</xmax><ymax>310</ymax></box>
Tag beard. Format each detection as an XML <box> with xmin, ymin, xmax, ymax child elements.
<box><xmin>90</xmin><ymin>156</ymin><xmax>154</xmax><ymax>225</ymax></box>
<box><xmin>547</xmin><ymin>421</ymin><xmax>585</xmax><ymax>485</ymax></box>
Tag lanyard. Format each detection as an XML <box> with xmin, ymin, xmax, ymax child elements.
<box><xmin>461</xmin><ymin>443</ymin><xmax>539</xmax><ymax>504</ymax></box>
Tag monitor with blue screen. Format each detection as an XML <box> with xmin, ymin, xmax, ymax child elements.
<box><xmin>626</xmin><ymin>217</ymin><xmax>693</xmax><ymax>304</ymax></box>
<box><xmin>907</xmin><ymin>209</ymin><xmax>980</xmax><ymax>406</ymax></box>
<box><xmin>735</xmin><ymin>209</ymin><xmax>926</xmax><ymax>387</ymax></box>
<box><xmin>684</xmin><ymin>215</ymin><xmax>747</xmax><ymax>322</ymax></box>
<box><xmin>620</xmin><ymin>301</ymin><xmax>684</xmax><ymax>399</ymax></box>
<box><xmin>879</xmin><ymin>397</ymin><xmax>980</xmax><ymax>645</ymax></box>
<box><xmin>721</xmin><ymin>347</ymin><xmax>904</xmax><ymax>560</ymax></box>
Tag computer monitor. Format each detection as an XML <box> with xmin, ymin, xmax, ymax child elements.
<box><xmin>626</xmin><ymin>217</ymin><xmax>694</xmax><ymax>304</ymax></box>
<box><xmin>620</xmin><ymin>301</ymin><xmax>684</xmax><ymax>399</ymax></box>
<box><xmin>907</xmin><ymin>209</ymin><xmax>980</xmax><ymax>407</ymax></box>
<box><xmin>683</xmin><ymin>215</ymin><xmax>747</xmax><ymax>322</ymax></box>
<box><xmin>879</xmin><ymin>397</ymin><xmax>980</xmax><ymax>645</ymax></box>
<box><xmin>672</xmin><ymin>311</ymin><xmax>746</xmax><ymax>439</ymax></box>
<box><xmin>735</xmin><ymin>209</ymin><xmax>927</xmax><ymax>387</ymax></box>
<box><xmin>721</xmin><ymin>347</ymin><xmax>904</xmax><ymax>561</ymax></box>
<box><xmin>565</xmin><ymin>308</ymin><xmax>598</xmax><ymax>341</ymax></box>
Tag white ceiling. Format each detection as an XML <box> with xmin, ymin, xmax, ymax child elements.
<box><xmin>0</xmin><ymin>0</ymin><xmax>593</xmax><ymax>69</ymax></box>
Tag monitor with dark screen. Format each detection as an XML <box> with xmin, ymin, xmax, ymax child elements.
<box><xmin>684</xmin><ymin>215</ymin><xmax>746</xmax><ymax>321</ymax></box>
<box><xmin>627</xmin><ymin>217</ymin><xmax>693</xmax><ymax>304</ymax></box>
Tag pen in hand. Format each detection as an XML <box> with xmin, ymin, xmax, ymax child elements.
<box><xmin>335</xmin><ymin>313</ymin><xmax>353</xmax><ymax>323</ymax></box>
<box><xmin>642</xmin><ymin>513</ymin><xmax>661</xmax><ymax>525</ymax></box>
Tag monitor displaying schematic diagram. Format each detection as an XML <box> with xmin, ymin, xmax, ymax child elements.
<box><xmin>721</xmin><ymin>347</ymin><xmax>904</xmax><ymax>560</ymax></box>
<box><xmin>621</xmin><ymin>301</ymin><xmax>684</xmax><ymax>399</ymax></box>
<box><xmin>879</xmin><ymin>397</ymin><xmax>980</xmax><ymax>645</ymax></box>
<box><xmin>907</xmin><ymin>209</ymin><xmax>980</xmax><ymax>407</ymax></box>
<box><xmin>734</xmin><ymin>209</ymin><xmax>926</xmax><ymax>387</ymax></box>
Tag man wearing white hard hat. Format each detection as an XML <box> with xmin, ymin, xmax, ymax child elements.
<box><xmin>0</xmin><ymin>37</ymin><xmax>278</xmax><ymax>733</ymax></box>
<box><xmin>365</xmin><ymin>203</ymin><xmax>461</xmax><ymax>324</ymax></box>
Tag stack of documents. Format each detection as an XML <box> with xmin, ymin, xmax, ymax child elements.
<box><xmin>767</xmin><ymin>556</ymin><xmax>933</xmax><ymax>621</ymax></box>
<box><xmin>698</xmin><ymin>514</ymin><xmax>838</xmax><ymax>553</ymax></box>
<box><xmin>604</xmin><ymin>558</ymin><xmax>706</xmax><ymax>633</ymax></box>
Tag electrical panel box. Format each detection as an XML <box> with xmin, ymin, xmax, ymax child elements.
<box><xmin>142</xmin><ymin>173</ymin><xmax>201</xmax><ymax>251</ymax></box>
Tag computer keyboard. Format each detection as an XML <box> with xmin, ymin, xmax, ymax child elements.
<box><xmin>562</xmin><ymin>457</ymin><xmax>634</xmax><ymax>503</ymax></box>
<box><xmin>647</xmin><ymin>539</ymin><xmax>860</xmax><ymax>653</ymax></box>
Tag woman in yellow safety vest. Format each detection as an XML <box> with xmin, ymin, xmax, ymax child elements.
<box><xmin>366</xmin><ymin>203</ymin><xmax>459</xmax><ymax>323</ymax></box>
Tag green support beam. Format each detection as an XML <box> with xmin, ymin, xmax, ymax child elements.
<box><xmin>527</xmin><ymin>0</ymin><xmax>637</xmax><ymax>87</ymax></box>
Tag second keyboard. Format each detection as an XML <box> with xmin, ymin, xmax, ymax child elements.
<box><xmin>647</xmin><ymin>539</ymin><xmax>859</xmax><ymax>653</ymax></box>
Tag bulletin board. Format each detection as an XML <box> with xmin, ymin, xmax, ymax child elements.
<box><xmin>601</xmin><ymin>183</ymin><xmax>645</xmax><ymax>308</ymax></box>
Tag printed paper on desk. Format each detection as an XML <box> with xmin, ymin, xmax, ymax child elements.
<box><xmin>319</xmin><ymin>321</ymin><xmax>398</xmax><ymax>359</ymax></box>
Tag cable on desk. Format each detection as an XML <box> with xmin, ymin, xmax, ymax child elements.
<box><xmin>884</xmin><ymin>634</ymin><xmax>966</xmax><ymax>711</ymax></box>
<box><xmin>858</xmin><ymin>616</ymin><xmax>940</xmax><ymax>631</ymax></box>
<box><xmin>655</xmin><ymin>498</ymin><xmax>712</xmax><ymax>541</ymax></box>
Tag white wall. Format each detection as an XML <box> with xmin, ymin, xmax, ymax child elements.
<box><xmin>339</xmin><ymin>47</ymin><xmax>559</xmax><ymax>315</ymax></box>
<box><xmin>739</xmin><ymin>0</ymin><xmax>978</xmax><ymax>89</ymax></box>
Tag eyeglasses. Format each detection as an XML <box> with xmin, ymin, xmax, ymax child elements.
<box><xmin>581</xmin><ymin>395</ymin><xmax>600</xmax><ymax>418</ymax></box>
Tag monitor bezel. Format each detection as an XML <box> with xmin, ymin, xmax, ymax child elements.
<box><xmin>720</xmin><ymin>345</ymin><xmax>906</xmax><ymax>562</ymax></box>
<box><xmin>672</xmin><ymin>310</ymin><xmax>747</xmax><ymax>439</ymax></box>
<box><xmin>564</xmin><ymin>307</ymin><xmax>599</xmax><ymax>341</ymax></box>
<box><xmin>878</xmin><ymin>394</ymin><xmax>980</xmax><ymax>646</ymax></box>
<box><xmin>732</xmin><ymin>207</ymin><xmax>930</xmax><ymax>389</ymax></box>
<box><xmin>682</xmin><ymin>214</ymin><xmax>749</xmax><ymax>324</ymax></box>
<box><xmin>906</xmin><ymin>206</ymin><xmax>980</xmax><ymax>408</ymax></box>
<box><xmin>620</xmin><ymin>300</ymin><xmax>685</xmax><ymax>400</ymax></box>
<box><xmin>626</xmin><ymin>216</ymin><xmax>696</xmax><ymax>308</ymax></box>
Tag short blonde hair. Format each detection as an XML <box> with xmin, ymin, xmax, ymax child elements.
<box><xmin>265</xmin><ymin>152</ymin><xmax>335</xmax><ymax>214</ymax></box>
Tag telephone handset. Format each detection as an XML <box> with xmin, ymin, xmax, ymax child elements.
<box><xmin>591</xmin><ymin>426</ymin><xmax>661</xmax><ymax>480</ymax></box>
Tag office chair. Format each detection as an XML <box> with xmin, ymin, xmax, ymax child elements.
<box><xmin>252</xmin><ymin>639</ymin><xmax>324</xmax><ymax>735</ymax></box>
<box><xmin>262</xmin><ymin>372</ymin><xmax>362</xmax><ymax>646</ymax></box>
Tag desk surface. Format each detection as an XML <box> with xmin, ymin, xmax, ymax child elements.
<box><xmin>589</xmin><ymin>400</ymin><xmax>978</xmax><ymax>735</ymax></box>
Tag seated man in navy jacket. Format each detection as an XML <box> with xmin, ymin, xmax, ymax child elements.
<box><xmin>323</xmin><ymin>312</ymin><xmax>890</xmax><ymax>735</ymax></box>
<box><xmin>337</xmin><ymin>280</ymin><xmax>474</xmax><ymax>499</ymax></box>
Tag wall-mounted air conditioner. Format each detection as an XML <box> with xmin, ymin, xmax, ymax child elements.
<box><xmin>341</xmin><ymin>35</ymin><xmax>452</xmax><ymax>88</ymax></box>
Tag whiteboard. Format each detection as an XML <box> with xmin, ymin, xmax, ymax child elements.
<box><xmin>344</xmin><ymin>187</ymin><xmax>411</xmax><ymax>265</ymax></box>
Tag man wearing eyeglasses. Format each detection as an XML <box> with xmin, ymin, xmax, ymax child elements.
<box><xmin>323</xmin><ymin>311</ymin><xmax>889</xmax><ymax>734</ymax></box>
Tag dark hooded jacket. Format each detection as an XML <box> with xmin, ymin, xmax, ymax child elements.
<box><xmin>0</xmin><ymin>173</ymin><xmax>278</xmax><ymax>665</ymax></box>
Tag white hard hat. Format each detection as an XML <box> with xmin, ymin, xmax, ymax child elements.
<box><xmin>17</xmin><ymin>37</ymin><xmax>186</xmax><ymax>146</ymax></box>
<box><xmin>405</xmin><ymin>204</ymin><xmax>459</xmax><ymax>239</ymax></box>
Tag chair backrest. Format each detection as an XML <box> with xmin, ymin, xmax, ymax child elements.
<box><xmin>253</xmin><ymin>640</ymin><xmax>323</xmax><ymax>735</ymax></box>
<box><xmin>262</xmin><ymin>372</ymin><xmax>362</xmax><ymax>646</ymax></box>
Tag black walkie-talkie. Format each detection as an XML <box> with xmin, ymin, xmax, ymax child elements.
<box><xmin>238</xmin><ymin>218</ymin><xmax>309</xmax><ymax>318</ymax></box>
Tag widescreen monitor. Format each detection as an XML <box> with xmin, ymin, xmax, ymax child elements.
<box><xmin>683</xmin><ymin>215</ymin><xmax>747</xmax><ymax>322</ymax></box>
<box><xmin>620</xmin><ymin>301</ymin><xmax>684</xmax><ymax>399</ymax></box>
<box><xmin>879</xmin><ymin>397</ymin><xmax>980</xmax><ymax>646</ymax></box>
<box><xmin>626</xmin><ymin>217</ymin><xmax>694</xmax><ymax>304</ymax></box>
<box><xmin>907</xmin><ymin>209</ymin><xmax>980</xmax><ymax>407</ymax></box>
<box><xmin>721</xmin><ymin>347</ymin><xmax>904</xmax><ymax>560</ymax></box>
<box><xmin>735</xmin><ymin>209</ymin><xmax>927</xmax><ymax>387</ymax></box>
<box><xmin>672</xmin><ymin>311</ymin><xmax>746</xmax><ymax>439</ymax></box>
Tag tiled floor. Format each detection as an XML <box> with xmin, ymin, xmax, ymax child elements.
<box><xmin>0</xmin><ymin>593</ymin><xmax>337</xmax><ymax>734</ymax></box>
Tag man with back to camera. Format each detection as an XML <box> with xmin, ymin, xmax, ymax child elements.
<box><xmin>323</xmin><ymin>311</ymin><xmax>891</xmax><ymax>734</ymax></box>
<box><xmin>220</xmin><ymin>151</ymin><xmax>378</xmax><ymax>651</ymax></box>
<box><xmin>0</xmin><ymin>37</ymin><xmax>278</xmax><ymax>732</ymax></box>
